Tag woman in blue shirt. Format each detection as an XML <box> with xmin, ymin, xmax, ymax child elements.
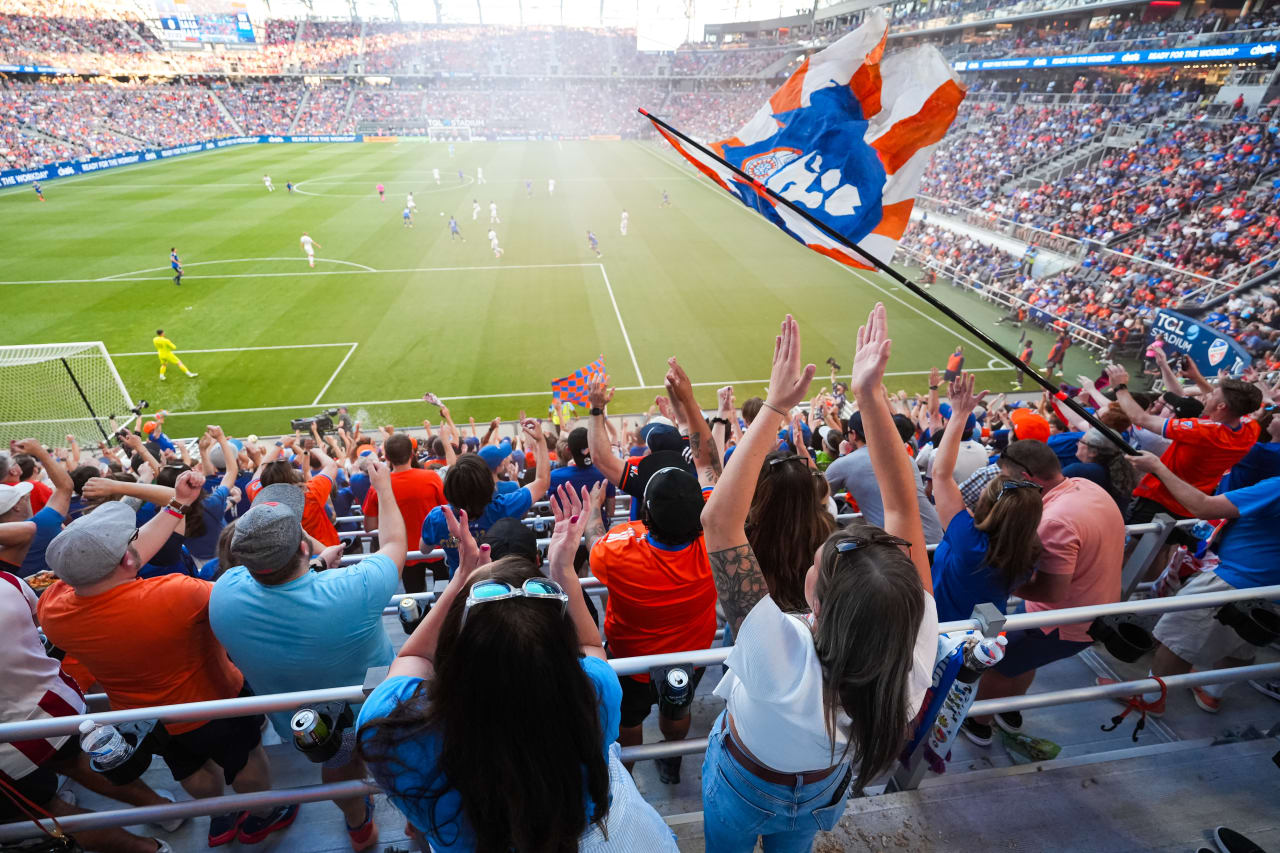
<box><xmin>357</xmin><ymin>485</ymin><xmax>675</xmax><ymax>853</ymax></box>
<box><xmin>931</xmin><ymin>374</ymin><xmax>1044</xmax><ymax>622</ymax></box>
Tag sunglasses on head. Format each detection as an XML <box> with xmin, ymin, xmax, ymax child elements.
<box><xmin>997</xmin><ymin>479</ymin><xmax>1042</xmax><ymax>501</ymax></box>
<box><xmin>462</xmin><ymin>578</ymin><xmax>569</xmax><ymax>627</ymax></box>
<box><xmin>833</xmin><ymin>533</ymin><xmax>913</xmax><ymax>556</ymax></box>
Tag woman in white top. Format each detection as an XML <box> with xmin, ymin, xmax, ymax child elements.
<box><xmin>699</xmin><ymin>308</ymin><xmax>939</xmax><ymax>852</ymax></box>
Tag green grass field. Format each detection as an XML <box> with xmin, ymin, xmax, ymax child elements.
<box><xmin>0</xmin><ymin>139</ymin><xmax>1103</xmax><ymax>438</ymax></box>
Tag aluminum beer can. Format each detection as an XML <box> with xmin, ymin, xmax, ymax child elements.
<box><xmin>291</xmin><ymin>709</ymin><xmax>329</xmax><ymax>748</ymax></box>
<box><xmin>399</xmin><ymin>597</ymin><xmax>421</xmax><ymax>625</ymax></box>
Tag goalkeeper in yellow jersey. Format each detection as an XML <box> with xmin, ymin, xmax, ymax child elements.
<box><xmin>153</xmin><ymin>329</ymin><xmax>198</xmax><ymax>381</ymax></box>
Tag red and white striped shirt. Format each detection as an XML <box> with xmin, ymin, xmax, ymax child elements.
<box><xmin>0</xmin><ymin>572</ymin><xmax>85</xmax><ymax>781</ymax></box>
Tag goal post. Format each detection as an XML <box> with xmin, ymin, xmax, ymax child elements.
<box><xmin>0</xmin><ymin>343</ymin><xmax>134</xmax><ymax>447</ymax></box>
<box><xmin>427</xmin><ymin>124</ymin><xmax>472</xmax><ymax>142</ymax></box>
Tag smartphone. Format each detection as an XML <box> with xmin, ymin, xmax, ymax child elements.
<box><xmin>422</xmin><ymin>392</ymin><xmax>443</xmax><ymax>409</ymax></box>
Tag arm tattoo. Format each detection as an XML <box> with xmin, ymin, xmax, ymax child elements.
<box><xmin>709</xmin><ymin>544</ymin><xmax>769</xmax><ymax>636</ymax></box>
<box><xmin>688</xmin><ymin>431</ymin><xmax>722</xmax><ymax>484</ymax></box>
<box><xmin>584</xmin><ymin>508</ymin><xmax>607</xmax><ymax>553</ymax></box>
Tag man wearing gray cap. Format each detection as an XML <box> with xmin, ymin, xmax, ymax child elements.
<box><xmin>210</xmin><ymin>460</ymin><xmax>408</xmax><ymax>851</ymax></box>
<box><xmin>37</xmin><ymin>470</ymin><xmax>292</xmax><ymax>848</ymax></box>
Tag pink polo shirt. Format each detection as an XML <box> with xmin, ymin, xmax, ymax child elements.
<box><xmin>1026</xmin><ymin>477</ymin><xmax>1125</xmax><ymax>642</ymax></box>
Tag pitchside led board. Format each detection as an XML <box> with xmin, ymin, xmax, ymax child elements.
<box><xmin>1151</xmin><ymin>309</ymin><xmax>1253</xmax><ymax>378</ymax></box>
<box><xmin>156</xmin><ymin>0</ymin><xmax>255</xmax><ymax>44</ymax></box>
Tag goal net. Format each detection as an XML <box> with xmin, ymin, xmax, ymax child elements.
<box><xmin>0</xmin><ymin>343</ymin><xmax>134</xmax><ymax>447</ymax></box>
<box><xmin>428</xmin><ymin>125</ymin><xmax>473</xmax><ymax>142</ymax></box>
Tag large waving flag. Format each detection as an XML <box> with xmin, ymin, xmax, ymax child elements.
<box><xmin>648</xmin><ymin>8</ymin><xmax>964</xmax><ymax>269</ymax></box>
<box><xmin>551</xmin><ymin>356</ymin><xmax>605</xmax><ymax>406</ymax></box>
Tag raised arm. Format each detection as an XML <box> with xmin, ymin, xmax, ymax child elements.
<box><xmin>364</xmin><ymin>459</ymin><xmax>407</xmax><ymax>569</ymax></box>
<box><xmin>521</xmin><ymin>418</ymin><xmax>552</xmax><ymax>503</ymax></box>
<box><xmin>933</xmin><ymin>374</ymin><xmax>986</xmax><ymax>529</ymax></box>
<box><xmin>1151</xmin><ymin>347</ymin><xmax>1186</xmax><ymax>394</ymax></box>
<box><xmin>586</xmin><ymin>375</ymin><xmax>625</xmax><ymax>486</ymax></box>
<box><xmin>702</xmin><ymin>314</ymin><xmax>815</xmax><ymax>634</ymax></box>
<box><xmin>850</xmin><ymin>304</ymin><xmax>931</xmax><ymax>591</ymax></box>
<box><xmin>133</xmin><ymin>470</ymin><xmax>201</xmax><ymax>563</ymax></box>
<box><xmin>206</xmin><ymin>426</ymin><xmax>239</xmax><ymax>491</ymax></box>
<box><xmin>548</xmin><ymin>483</ymin><xmax>606</xmax><ymax>659</ymax></box>
<box><xmin>11</xmin><ymin>439</ymin><xmax>72</xmax><ymax>517</ymax></box>
<box><xmin>1182</xmin><ymin>357</ymin><xmax>1214</xmax><ymax>397</ymax></box>
<box><xmin>666</xmin><ymin>357</ymin><xmax>721</xmax><ymax>487</ymax></box>
<box><xmin>1106</xmin><ymin>364</ymin><xmax>1166</xmax><ymax>434</ymax></box>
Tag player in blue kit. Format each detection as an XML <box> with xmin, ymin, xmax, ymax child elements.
<box><xmin>286</xmin><ymin>180</ymin><xmax>294</xmax><ymax>193</ymax></box>
<box><xmin>587</xmin><ymin>230</ymin><xmax>601</xmax><ymax>258</ymax></box>
<box><xmin>170</xmin><ymin>247</ymin><xmax>182</xmax><ymax>286</ymax></box>
<box><xmin>448</xmin><ymin>216</ymin><xmax>463</xmax><ymax>241</ymax></box>
<box><xmin>32</xmin><ymin>182</ymin><xmax>44</xmax><ymax>201</ymax></box>
<box><xmin>403</xmin><ymin>206</ymin><xmax>414</xmax><ymax>228</ymax></box>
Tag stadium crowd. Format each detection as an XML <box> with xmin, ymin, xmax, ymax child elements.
<box><xmin>3</xmin><ymin>305</ymin><xmax>1280</xmax><ymax>852</ymax></box>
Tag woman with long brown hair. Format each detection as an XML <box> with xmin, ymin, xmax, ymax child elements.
<box><xmin>744</xmin><ymin>451</ymin><xmax>836</xmax><ymax>612</ymax></box>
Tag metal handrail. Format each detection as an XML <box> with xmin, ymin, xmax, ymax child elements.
<box><xmin>8</xmin><ymin>582</ymin><xmax>1276</xmax><ymax>743</ymax></box>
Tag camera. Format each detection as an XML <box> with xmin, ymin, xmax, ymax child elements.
<box><xmin>290</xmin><ymin>408</ymin><xmax>340</xmax><ymax>434</ymax></box>
<box><xmin>130</xmin><ymin>399</ymin><xmax>148</xmax><ymax>416</ymax></box>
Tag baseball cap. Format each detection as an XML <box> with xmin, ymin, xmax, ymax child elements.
<box><xmin>206</xmin><ymin>438</ymin><xmax>245</xmax><ymax>471</ymax></box>
<box><xmin>483</xmin><ymin>517</ymin><xmax>539</xmax><ymax>562</ymax></box>
<box><xmin>567</xmin><ymin>427</ymin><xmax>591</xmax><ymax>466</ymax></box>
<box><xmin>1162</xmin><ymin>390</ymin><xmax>1205</xmax><ymax>419</ymax></box>
<box><xmin>45</xmin><ymin>501</ymin><xmax>136</xmax><ymax>587</ymax></box>
<box><xmin>845</xmin><ymin>411</ymin><xmax>865</xmax><ymax>442</ymax></box>
<box><xmin>1009</xmin><ymin>409</ymin><xmax>1051</xmax><ymax>443</ymax></box>
<box><xmin>230</xmin><ymin>483</ymin><xmax>305</xmax><ymax>574</ymax></box>
<box><xmin>478</xmin><ymin>439</ymin><xmax>514</xmax><ymax>471</ymax></box>
<box><xmin>637</xmin><ymin>452</ymin><xmax>703</xmax><ymax>544</ymax></box>
<box><xmin>0</xmin><ymin>481</ymin><xmax>34</xmax><ymax>516</ymax></box>
<box><xmin>641</xmin><ymin>423</ymin><xmax>685</xmax><ymax>454</ymax></box>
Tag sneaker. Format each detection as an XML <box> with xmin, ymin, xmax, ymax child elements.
<box><xmin>237</xmin><ymin>803</ymin><xmax>299</xmax><ymax>845</ymax></box>
<box><xmin>655</xmin><ymin>755</ymin><xmax>682</xmax><ymax>784</ymax></box>
<box><xmin>208</xmin><ymin>811</ymin><xmax>246</xmax><ymax>847</ymax></box>
<box><xmin>1191</xmin><ymin>686</ymin><xmax>1221</xmax><ymax>714</ymax></box>
<box><xmin>994</xmin><ymin>711</ymin><xmax>1023</xmax><ymax>734</ymax></box>
<box><xmin>1248</xmin><ymin>678</ymin><xmax>1280</xmax><ymax>701</ymax></box>
<box><xmin>152</xmin><ymin>841</ymin><xmax>174</xmax><ymax>853</ymax></box>
<box><xmin>346</xmin><ymin>796</ymin><xmax>378</xmax><ymax>852</ymax></box>
<box><xmin>960</xmin><ymin>718</ymin><xmax>993</xmax><ymax>747</ymax></box>
<box><xmin>1215</xmin><ymin>826</ymin><xmax>1266</xmax><ymax>853</ymax></box>
<box><xmin>153</xmin><ymin>789</ymin><xmax>187</xmax><ymax>833</ymax></box>
<box><xmin>159</xmin><ymin>374</ymin><xmax>167</xmax><ymax>381</ymax></box>
<box><xmin>187</xmin><ymin>372</ymin><xmax>198</xmax><ymax>378</ymax></box>
<box><xmin>1096</xmin><ymin>677</ymin><xmax>1164</xmax><ymax>717</ymax></box>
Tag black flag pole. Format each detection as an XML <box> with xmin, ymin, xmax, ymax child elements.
<box><xmin>638</xmin><ymin>107</ymin><xmax>1137</xmax><ymax>456</ymax></box>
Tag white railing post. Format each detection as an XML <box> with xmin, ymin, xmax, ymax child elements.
<box><xmin>1121</xmin><ymin>515</ymin><xmax>1175</xmax><ymax>598</ymax></box>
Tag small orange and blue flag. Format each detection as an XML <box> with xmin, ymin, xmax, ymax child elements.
<box><xmin>552</xmin><ymin>356</ymin><xmax>605</xmax><ymax>406</ymax></box>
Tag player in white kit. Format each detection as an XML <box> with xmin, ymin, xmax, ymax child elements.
<box><xmin>407</xmin><ymin>192</ymin><xmax>416</xmax><ymax>213</ymax></box>
<box><xmin>472</xmin><ymin>199</ymin><xmax>481</xmax><ymax>220</ymax></box>
<box><xmin>488</xmin><ymin>229</ymin><xmax>504</xmax><ymax>258</ymax></box>
<box><xmin>476</xmin><ymin>166</ymin><xmax>485</xmax><ymax>185</ymax></box>
<box><xmin>620</xmin><ymin>209</ymin><xmax>629</xmax><ymax>236</ymax></box>
<box><xmin>300</xmin><ymin>233</ymin><xmax>321</xmax><ymax>268</ymax></box>
<box><xmin>489</xmin><ymin>201</ymin><xmax>500</xmax><ymax>224</ymax></box>
<box><xmin>263</xmin><ymin>174</ymin><xmax>274</xmax><ymax>192</ymax></box>
<box><xmin>547</xmin><ymin>178</ymin><xmax>555</xmax><ymax>197</ymax></box>
<box><xmin>432</xmin><ymin>168</ymin><xmax>440</xmax><ymax>185</ymax></box>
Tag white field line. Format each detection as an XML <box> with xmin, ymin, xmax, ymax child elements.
<box><xmin>111</xmin><ymin>342</ymin><xmax>358</xmax><ymax>357</ymax></box>
<box><xmin>0</xmin><ymin>143</ymin><xmax>270</xmax><ymax>198</ymax></box>
<box><xmin>311</xmin><ymin>343</ymin><xmax>359</xmax><ymax>405</ymax></box>
<box><xmin>596</xmin><ymin>263</ymin><xmax>645</xmax><ymax>387</ymax></box>
<box><xmin>0</xmin><ymin>262</ymin><xmax>601</xmax><ymax>286</ymax></box>
<box><xmin>98</xmin><ymin>258</ymin><xmax>375</xmax><ymax>280</ymax></box>
<box><xmin>630</xmin><ymin>141</ymin><xmax>1009</xmax><ymax>367</ymax></box>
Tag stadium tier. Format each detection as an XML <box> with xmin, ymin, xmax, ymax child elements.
<box><xmin>2</xmin><ymin>1</ymin><xmax>1280</xmax><ymax>851</ymax></box>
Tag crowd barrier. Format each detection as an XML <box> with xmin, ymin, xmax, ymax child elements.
<box><xmin>1</xmin><ymin>516</ymin><xmax>1273</xmax><ymax>840</ymax></box>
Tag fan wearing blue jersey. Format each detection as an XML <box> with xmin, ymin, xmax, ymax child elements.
<box><xmin>170</xmin><ymin>248</ymin><xmax>183</xmax><ymax>286</ymax></box>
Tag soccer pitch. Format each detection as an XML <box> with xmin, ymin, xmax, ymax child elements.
<box><xmin>0</xmin><ymin>139</ymin><xmax>1099</xmax><ymax>438</ymax></box>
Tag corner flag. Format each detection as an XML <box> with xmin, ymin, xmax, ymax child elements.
<box><xmin>647</xmin><ymin>8</ymin><xmax>964</xmax><ymax>269</ymax></box>
<box><xmin>552</xmin><ymin>356</ymin><xmax>605</xmax><ymax>406</ymax></box>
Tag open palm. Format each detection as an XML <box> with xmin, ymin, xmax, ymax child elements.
<box><xmin>850</xmin><ymin>303</ymin><xmax>892</xmax><ymax>397</ymax></box>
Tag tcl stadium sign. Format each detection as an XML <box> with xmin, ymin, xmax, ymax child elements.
<box><xmin>1150</xmin><ymin>309</ymin><xmax>1252</xmax><ymax>377</ymax></box>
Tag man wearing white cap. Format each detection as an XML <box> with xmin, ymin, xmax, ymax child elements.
<box><xmin>209</xmin><ymin>463</ymin><xmax>407</xmax><ymax>851</ymax></box>
<box><xmin>0</xmin><ymin>439</ymin><xmax>73</xmax><ymax>578</ymax></box>
<box><xmin>37</xmin><ymin>470</ymin><xmax>296</xmax><ymax>848</ymax></box>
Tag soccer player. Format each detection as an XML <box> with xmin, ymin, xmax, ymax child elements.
<box><xmin>32</xmin><ymin>181</ymin><xmax>44</xmax><ymax>201</ymax></box>
<box><xmin>457</xmin><ymin>169</ymin><xmax>464</xmax><ymax>183</ymax></box>
<box><xmin>432</xmin><ymin>168</ymin><xmax>440</xmax><ymax>185</ymax></box>
<box><xmin>263</xmin><ymin>174</ymin><xmax>274</xmax><ymax>192</ymax></box>
<box><xmin>620</xmin><ymin>209</ymin><xmax>629</xmax><ymax>236</ymax></box>
<box><xmin>448</xmin><ymin>143</ymin><xmax>455</xmax><ymax>158</ymax></box>
<box><xmin>407</xmin><ymin>192</ymin><xmax>416</xmax><ymax>213</ymax></box>
<box><xmin>525</xmin><ymin>179</ymin><xmax>533</xmax><ymax>197</ymax></box>
<box><xmin>587</xmin><ymin>230</ymin><xmax>601</xmax><ymax>258</ymax></box>
<box><xmin>488</xmin><ymin>229</ymin><xmax>504</xmax><ymax>258</ymax></box>
<box><xmin>403</xmin><ymin>206</ymin><xmax>414</xmax><ymax>228</ymax></box>
<box><xmin>376</xmin><ymin>183</ymin><xmax>385</xmax><ymax>201</ymax></box>
<box><xmin>472</xmin><ymin>199</ymin><xmax>480</xmax><ymax>221</ymax></box>
<box><xmin>489</xmin><ymin>201</ymin><xmax>500</xmax><ymax>224</ymax></box>
<box><xmin>170</xmin><ymin>247</ymin><xmax>183</xmax><ymax>286</ymax></box>
<box><xmin>153</xmin><ymin>329</ymin><xmax>197</xmax><ymax>380</ymax></box>
<box><xmin>448</xmin><ymin>216</ymin><xmax>463</xmax><ymax>241</ymax></box>
<box><xmin>661</xmin><ymin>189</ymin><xmax>671</xmax><ymax>207</ymax></box>
<box><xmin>476</xmin><ymin>166</ymin><xmax>485</xmax><ymax>184</ymax></box>
<box><xmin>300</xmin><ymin>232</ymin><xmax>321</xmax><ymax>268</ymax></box>
<box><xmin>286</xmin><ymin>180</ymin><xmax>294</xmax><ymax>194</ymax></box>
<box><xmin>1013</xmin><ymin>338</ymin><xmax>1034</xmax><ymax>388</ymax></box>
<box><xmin>547</xmin><ymin>177</ymin><xmax>555</xmax><ymax>197</ymax></box>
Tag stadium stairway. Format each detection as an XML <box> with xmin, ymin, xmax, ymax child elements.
<box><xmin>212</xmin><ymin>91</ymin><xmax>245</xmax><ymax>137</ymax></box>
<box><xmin>287</xmin><ymin>89</ymin><xmax>310</xmax><ymax>136</ymax></box>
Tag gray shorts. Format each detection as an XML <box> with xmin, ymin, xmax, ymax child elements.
<box><xmin>1153</xmin><ymin>571</ymin><xmax>1258</xmax><ymax>666</ymax></box>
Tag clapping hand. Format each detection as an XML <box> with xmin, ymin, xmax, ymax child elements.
<box><xmin>442</xmin><ymin>504</ymin><xmax>489</xmax><ymax>579</ymax></box>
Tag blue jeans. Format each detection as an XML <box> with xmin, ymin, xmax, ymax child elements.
<box><xmin>701</xmin><ymin>711</ymin><xmax>853</xmax><ymax>853</ymax></box>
